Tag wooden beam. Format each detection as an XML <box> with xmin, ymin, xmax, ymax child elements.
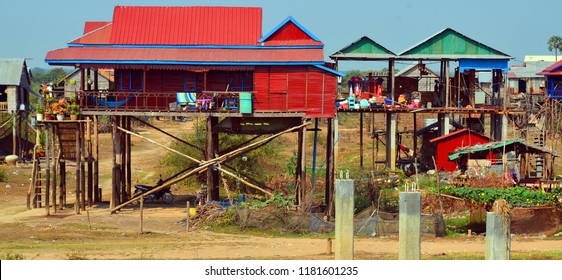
<box><xmin>132</xmin><ymin>116</ymin><xmax>202</xmax><ymax>152</ymax></box>
<box><xmin>112</xmin><ymin>121</ymin><xmax>310</xmax><ymax>211</ymax></box>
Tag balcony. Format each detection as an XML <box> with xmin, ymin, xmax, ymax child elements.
<box><xmin>59</xmin><ymin>91</ymin><xmax>251</xmax><ymax>116</ymax></box>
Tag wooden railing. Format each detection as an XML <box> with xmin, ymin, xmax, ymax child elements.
<box><xmin>0</xmin><ymin>102</ymin><xmax>7</xmax><ymax>111</ymax></box>
<box><xmin>52</xmin><ymin>91</ymin><xmax>249</xmax><ymax>113</ymax></box>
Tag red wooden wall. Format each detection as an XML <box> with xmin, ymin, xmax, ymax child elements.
<box><xmin>254</xmin><ymin>66</ymin><xmax>336</xmax><ymax>118</ymax></box>
<box><xmin>113</xmin><ymin>67</ymin><xmax>336</xmax><ymax>117</ymax></box>
<box><xmin>431</xmin><ymin>129</ymin><xmax>493</xmax><ymax>172</ymax></box>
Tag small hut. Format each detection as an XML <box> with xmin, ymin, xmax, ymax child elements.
<box><xmin>0</xmin><ymin>58</ymin><xmax>32</xmax><ymax>159</ymax></box>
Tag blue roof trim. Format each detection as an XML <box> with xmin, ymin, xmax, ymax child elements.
<box><xmin>66</xmin><ymin>43</ymin><xmax>323</xmax><ymax>49</ymax></box>
<box><xmin>313</xmin><ymin>65</ymin><xmax>346</xmax><ymax>77</ymax></box>
<box><xmin>459</xmin><ymin>59</ymin><xmax>509</xmax><ymax>73</ymax></box>
<box><xmin>259</xmin><ymin>16</ymin><xmax>321</xmax><ymax>43</ymax></box>
<box><xmin>45</xmin><ymin>59</ymin><xmax>326</xmax><ymax>66</ymax></box>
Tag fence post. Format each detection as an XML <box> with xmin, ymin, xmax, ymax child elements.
<box><xmin>335</xmin><ymin>179</ymin><xmax>354</xmax><ymax>260</ymax></box>
<box><xmin>399</xmin><ymin>191</ymin><xmax>421</xmax><ymax>260</ymax></box>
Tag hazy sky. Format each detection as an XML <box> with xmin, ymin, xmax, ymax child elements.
<box><xmin>2</xmin><ymin>0</ymin><xmax>560</xmax><ymax>71</ymax></box>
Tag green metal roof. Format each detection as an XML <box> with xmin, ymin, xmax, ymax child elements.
<box><xmin>399</xmin><ymin>28</ymin><xmax>512</xmax><ymax>60</ymax></box>
<box><xmin>330</xmin><ymin>36</ymin><xmax>396</xmax><ymax>61</ymax></box>
<box><xmin>448</xmin><ymin>138</ymin><xmax>558</xmax><ymax>161</ymax></box>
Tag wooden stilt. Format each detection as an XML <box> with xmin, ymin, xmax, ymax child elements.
<box><xmin>295</xmin><ymin>124</ymin><xmax>304</xmax><ymax>205</ymax></box>
<box><xmin>126</xmin><ymin>116</ymin><xmax>132</xmax><ymax>198</ymax></box>
<box><xmin>325</xmin><ymin>118</ymin><xmax>334</xmax><ymax>215</ymax></box>
<box><xmin>59</xmin><ymin>160</ymin><xmax>66</xmax><ymax>209</ymax></box>
<box><xmin>360</xmin><ymin>112</ymin><xmax>363</xmax><ymax>168</ymax></box>
<box><xmin>75</xmin><ymin>122</ymin><xmax>81</xmax><ymax>214</ymax></box>
<box><xmin>206</xmin><ymin>116</ymin><xmax>219</xmax><ymax>201</ymax></box>
<box><xmin>80</xmin><ymin>123</ymin><xmax>86</xmax><ymax>211</ymax></box>
<box><xmin>45</xmin><ymin>126</ymin><xmax>51</xmax><ymax>216</ymax></box>
<box><xmin>93</xmin><ymin>115</ymin><xmax>100</xmax><ymax>203</ymax></box>
<box><xmin>120</xmin><ymin>116</ymin><xmax>127</xmax><ymax>202</ymax></box>
<box><xmin>111</xmin><ymin>116</ymin><xmax>122</xmax><ymax>211</ymax></box>
<box><xmin>52</xmin><ymin>135</ymin><xmax>58</xmax><ymax>214</ymax></box>
<box><xmin>86</xmin><ymin>117</ymin><xmax>93</xmax><ymax>206</ymax></box>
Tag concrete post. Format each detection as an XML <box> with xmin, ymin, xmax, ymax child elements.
<box><xmin>386</xmin><ymin>113</ymin><xmax>397</xmax><ymax>169</ymax></box>
<box><xmin>399</xmin><ymin>192</ymin><xmax>421</xmax><ymax>260</ymax></box>
<box><xmin>485</xmin><ymin>212</ymin><xmax>511</xmax><ymax>260</ymax></box>
<box><xmin>335</xmin><ymin>179</ymin><xmax>354</xmax><ymax>260</ymax></box>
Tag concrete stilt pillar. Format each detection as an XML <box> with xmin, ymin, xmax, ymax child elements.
<box><xmin>335</xmin><ymin>179</ymin><xmax>354</xmax><ymax>260</ymax></box>
<box><xmin>485</xmin><ymin>212</ymin><xmax>511</xmax><ymax>260</ymax></box>
<box><xmin>386</xmin><ymin>113</ymin><xmax>396</xmax><ymax>169</ymax></box>
<box><xmin>399</xmin><ymin>192</ymin><xmax>421</xmax><ymax>260</ymax></box>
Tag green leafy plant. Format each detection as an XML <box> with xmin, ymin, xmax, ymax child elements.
<box><xmin>35</xmin><ymin>103</ymin><xmax>45</xmax><ymax>114</ymax></box>
<box><xmin>437</xmin><ymin>186</ymin><xmax>561</xmax><ymax>207</ymax></box>
<box><xmin>67</xmin><ymin>102</ymin><xmax>80</xmax><ymax>115</ymax></box>
<box><xmin>0</xmin><ymin>167</ymin><xmax>6</xmax><ymax>182</ymax></box>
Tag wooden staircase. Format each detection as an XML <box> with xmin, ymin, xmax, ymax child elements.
<box><xmin>27</xmin><ymin>122</ymin><xmax>80</xmax><ymax>210</ymax></box>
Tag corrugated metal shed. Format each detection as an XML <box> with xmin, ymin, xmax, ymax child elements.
<box><xmin>429</xmin><ymin>128</ymin><xmax>492</xmax><ymax>172</ymax></box>
<box><xmin>109</xmin><ymin>6</ymin><xmax>262</xmax><ymax>45</ymax></box>
<box><xmin>330</xmin><ymin>36</ymin><xmax>396</xmax><ymax>60</ymax></box>
<box><xmin>0</xmin><ymin>58</ymin><xmax>27</xmax><ymax>85</ymax></box>
<box><xmin>538</xmin><ymin>60</ymin><xmax>562</xmax><ymax>75</ymax></box>
<box><xmin>509</xmin><ymin>61</ymin><xmax>553</xmax><ymax>78</ymax></box>
<box><xmin>399</xmin><ymin>28</ymin><xmax>512</xmax><ymax>60</ymax></box>
<box><xmin>449</xmin><ymin>138</ymin><xmax>559</xmax><ymax>161</ymax></box>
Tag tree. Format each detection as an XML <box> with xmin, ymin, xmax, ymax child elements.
<box><xmin>547</xmin><ymin>35</ymin><xmax>562</xmax><ymax>61</ymax></box>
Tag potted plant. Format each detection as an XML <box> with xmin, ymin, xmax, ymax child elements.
<box><xmin>68</xmin><ymin>102</ymin><xmax>80</xmax><ymax>120</ymax></box>
<box><xmin>51</xmin><ymin>98</ymin><xmax>67</xmax><ymax>120</ymax></box>
<box><xmin>44</xmin><ymin>108</ymin><xmax>54</xmax><ymax>120</ymax></box>
<box><xmin>36</xmin><ymin>104</ymin><xmax>45</xmax><ymax>121</ymax></box>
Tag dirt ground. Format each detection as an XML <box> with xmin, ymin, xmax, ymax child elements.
<box><xmin>1</xmin><ymin>119</ymin><xmax>561</xmax><ymax>260</ymax></box>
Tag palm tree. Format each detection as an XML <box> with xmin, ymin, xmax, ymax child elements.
<box><xmin>547</xmin><ymin>35</ymin><xmax>562</xmax><ymax>61</ymax></box>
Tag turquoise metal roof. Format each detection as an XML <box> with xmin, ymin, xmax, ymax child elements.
<box><xmin>448</xmin><ymin>139</ymin><xmax>558</xmax><ymax>161</ymax></box>
<box><xmin>399</xmin><ymin>28</ymin><xmax>512</xmax><ymax>60</ymax></box>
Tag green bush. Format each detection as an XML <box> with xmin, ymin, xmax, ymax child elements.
<box><xmin>1</xmin><ymin>253</ymin><xmax>25</xmax><ymax>260</ymax></box>
<box><xmin>0</xmin><ymin>167</ymin><xmax>6</xmax><ymax>182</ymax></box>
<box><xmin>437</xmin><ymin>186</ymin><xmax>561</xmax><ymax>207</ymax></box>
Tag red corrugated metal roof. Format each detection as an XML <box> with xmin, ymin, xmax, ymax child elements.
<box><xmin>262</xmin><ymin>21</ymin><xmax>323</xmax><ymax>46</ymax></box>
<box><xmin>84</xmin><ymin>21</ymin><xmax>111</xmax><ymax>34</ymax></box>
<box><xmin>538</xmin><ymin>60</ymin><xmax>562</xmax><ymax>75</ymax></box>
<box><xmin>46</xmin><ymin>47</ymin><xmax>324</xmax><ymax>63</ymax></box>
<box><xmin>108</xmin><ymin>6</ymin><xmax>262</xmax><ymax>45</ymax></box>
<box><xmin>429</xmin><ymin>128</ymin><xmax>490</xmax><ymax>143</ymax></box>
<box><xmin>70</xmin><ymin>23</ymin><xmax>112</xmax><ymax>44</ymax></box>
